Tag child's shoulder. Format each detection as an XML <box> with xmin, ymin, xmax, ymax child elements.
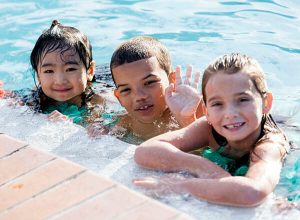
<box><xmin>113</xmin><ymin>114</ymin><xmax>131</xmax><ymax>130</ymax></box>
<box><xmin>90</xmin><ymin>93</ymin><xmax>105</xmax><ymax>105</ymax></box>
<box><xmin>257</xmin><ymin>114</ymin><xmax>290</xmax><ymax>155</ymax></box>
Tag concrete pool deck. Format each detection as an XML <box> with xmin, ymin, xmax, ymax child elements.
<box><xmin>0</xmin><ymin>133</ymin><xmax>192</xmax><ymax>220</ymax></box>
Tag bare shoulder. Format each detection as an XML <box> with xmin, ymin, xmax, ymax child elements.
<box><xmin>91</xmin><ymin>94</ymin><xmax>106</xmax><ymax>105</ymax></box>
<box><xmin>251</xmin><ymin>140</ymin><xmax>287</xmax><ymax>163</ymax></box>
<box><xmin>111</xmin><ymin>114</ymin><xmax>131</xmax><ymax>132</ymax></box>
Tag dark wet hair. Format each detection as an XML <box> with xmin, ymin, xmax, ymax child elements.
<box><xmin>202</xmin><ymin>53</ymin><xmax>268</xmax><ymax>105</ymax></box>
<box><xmin>29</xmin><ymin>20</ymin><xmax>94</xmax><ymax>110</ymax></box>
<box><xmin>110</xmin><ymin>36</ymin><xmax>172</xmax><ymax>84</ymax></box>
<box><xmin>31</xmin><ymin>20</ymin><xmax>93</xmax><ymax>77</ymax></box>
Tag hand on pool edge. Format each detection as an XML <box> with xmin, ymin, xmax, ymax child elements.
<box><xmin>48</xmin><ymin>110</ymin><xmax>72</xmax><ymax>122</ymax></box>
<box><xmin>133</xmin><ymin>174</ymin><xmax>190</xmax><ymax>197</ymax></box>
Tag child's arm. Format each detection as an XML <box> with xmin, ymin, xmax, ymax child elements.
<box><xmin>165</xmin><ymin>65</ymin><xmax>203</xmax><ymax>127</ymax></box>
<box><xmin>135</xmin><ymin>141</ymin><xmax>285</xmax><ymax>207</ymax></box>
<box><xmin>134</xmin><ymin>117</ymin><xmax>230</xmax><ymax>178</ymax></box>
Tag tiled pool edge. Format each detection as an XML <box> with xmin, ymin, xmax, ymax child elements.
<box><xmin>0</xmin><ymin>134</ymin><xmax>192</xmax><ymax>220</ymax></box>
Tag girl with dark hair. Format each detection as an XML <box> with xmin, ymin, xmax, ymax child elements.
<box><xmin>26</xmin><ymin>20</ymin><xmax>105</xmax><ymax>126</ymax></box>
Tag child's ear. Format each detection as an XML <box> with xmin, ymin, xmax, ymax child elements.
<box><xmin>168</xmin><ymin>71</ymin><xmax>176</xmax><ymax>84</ymax></box>
<box><xmin>87</xmin><ymin>60</ymin><xmax>95</xmax><ymax>81</ymax></box>
<box><xmin>263</xmin><ymin>92</ymin><xmax>273</xmax><ymax>114</ymax></box>
<box><xmin>114</xmin><ymin>89</ymin><xmax>120</xmax><ymax>101</ymax></box>
<box><xmin>202</xmin><ymin>100</ymin><xmax>208</xmax><ymax>117</ymax></box>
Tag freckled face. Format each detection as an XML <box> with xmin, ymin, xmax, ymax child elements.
<box><xmin>204</xmin><ymin>71</ymin><xmax>264</xmax><ymax>143</ymax></box>
<box><xmin>113</xmin><ymin>57</ymin><xmax>170</xmax><ymax>124</ymax></box>
<box><xmin>37</xmin><ymin>49</ymin><xmax>93</xmax><ymax>103</ymax></box>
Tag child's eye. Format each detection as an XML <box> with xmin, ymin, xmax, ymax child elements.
<box><xmin>211</xmin><ymin>102</ymin><xmax>222</xmax><ymax>107</ymax></box>
<box><xmin>66</xmin><ymin>67</ymin><xmax>77</xmax><ymax>72</ymax></box>
<box><xmin>145</xmin><ymin>80</ymin><xmax>159</xmax><ymax>86</ymax></box>
<box><xmin>239</xmin><ymin>97</ymin><xmax>250</xmax><ymax>102</ymax></box>
<box><xmin>119</xmin><ymin>88</ymin><xmax>131</xmax><ymax>95</ymax></box>
<box><xmin>43</xmin><ymin>69</ymin><xmax>54</xmax><ymax>74</ymax></box>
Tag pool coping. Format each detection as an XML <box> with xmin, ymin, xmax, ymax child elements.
<box><xmin>0</xmin><ymin>133</ymin><xmax>192</xmax><ymax>220</ymax></box>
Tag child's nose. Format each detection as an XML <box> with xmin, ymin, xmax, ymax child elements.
<box><xmin>54</xmin><ymin>73</ymin><xmax>67</xmax><ymax>84</ymax></box>
<box><xmin>135</xmin><ymin>88</ymin><xmax>148</xmax><ymax>101</ymax></box>
<box><xmin>224</xmin><ymin>105</ymin><xmax>238</xmax><ymax>118</ymax></box>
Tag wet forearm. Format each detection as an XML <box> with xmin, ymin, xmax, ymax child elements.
<box><xmin>134</xmin><ymin>141</ymin><xmax>185</xmax><ymax>171</ymax></box>
<box><xmin>177</xmin><ymin>177</ymin><xmax>268</xmax><ymax>207</ymax></box>
<box><xmin>134</xmin><ymin>142</ymin><xmax>229</xmax><ymax>178</ymax></box>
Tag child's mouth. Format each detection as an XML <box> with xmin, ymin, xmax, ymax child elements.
<box><xmin>224</xmin><ymin>122</ymin><xmax>245</xmax><ymax>129</ymax></box>
<box><xmin>135</xmin><ymin>104</ymin><xmax>154</xmax><ymax>111</ymax></box>
<box><xmin>53</xmin><ymin>88</ymin><xmax>72</xmax><ymax>92</ymax></box>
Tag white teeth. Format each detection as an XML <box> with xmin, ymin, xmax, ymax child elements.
<box><xmin>225</xmin><ymin>122</ymin><xmax>243</xmax><ymax>128</ymax></box>
<box><xmin>139</xmin><ymin>105</ymin><xmax>149</xmax><ymax>110</ymax></box>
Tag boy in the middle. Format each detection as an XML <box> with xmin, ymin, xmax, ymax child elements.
<box><xmin>90</xmin><ymin>36</ymin><xmax>203</xmax><ymax>144</ymax></box>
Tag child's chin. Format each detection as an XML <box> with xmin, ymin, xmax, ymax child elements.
<box><xmin>136</xmin><ymin>116</ymin><xmax>156</xmax><ymax>124</ymax></box>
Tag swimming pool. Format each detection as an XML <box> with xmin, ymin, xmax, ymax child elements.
<box><xmin>0</xmin><ymin>0</ymin><xmax>300</xmax><ymax>219</ymax></box>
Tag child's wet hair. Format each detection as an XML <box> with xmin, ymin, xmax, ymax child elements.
<box><xmin>29</xmin><ymin>20</ymin><xmax>95</xmax><ymax>111</ymax></box>
<box><xmin>110</xmin><ymin>36</ymin><xmax>172</xmax><ymax>84</ymax></box>
<box><xmin>202</xmin><ymin>53</ymin><xmax>268</xmax><ymax>104</ymax></box>
<box><xmin>30</xmin><ymin>20</ymin><xmax>93</xmax><ymax>77</ymax></box>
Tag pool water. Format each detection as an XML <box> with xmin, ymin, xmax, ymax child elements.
<box><xmin>1</xmin><ymin>0</ymin><xmax>300</xmax><ymax>219</ymax></box>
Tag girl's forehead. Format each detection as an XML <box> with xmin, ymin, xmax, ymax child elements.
<box><xmin>41</xmin><ymin>48</ymin><xmax>80</xmax><ymax>63</ymax></box>
<box><xmin>208</xmin><ymin>71</ymin><xmax>250</xmax><ymax>84</ymax></box>
<box><xmin>205</xmin><ymin>72</ymin><xmax>259</xmax><ymax>96</ymax></box>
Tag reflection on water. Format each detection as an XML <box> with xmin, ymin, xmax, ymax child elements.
<box><xmin>1</xmin><ymin>0</ymin><xmax>300</xmax><ymax>219</ymax></box>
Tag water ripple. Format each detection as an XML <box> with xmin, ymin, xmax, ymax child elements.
<box><xmin>261</xmin><ymin>43</ymin><xmax>300</xmax><ymax>54</ymax></box>
<box><xmin>195</xmin><ymin>9</ymin><xmax>296</xmax><ymax>19</ymax></box>
<box><xmin>152</xmin><ymin>31</ymin><xmax>222</xmax><ymax>41</ymax></box>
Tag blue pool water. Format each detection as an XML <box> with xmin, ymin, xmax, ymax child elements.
<box><xmin>0</xmin><ymin>0</ymin><xmax>300</xmax><ymax>219</ymax></box>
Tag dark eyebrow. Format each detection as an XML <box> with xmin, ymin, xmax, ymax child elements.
<box><xmin>41</xmin><ymin>60</ymin><xmax>79</xmax><ymax>68</ymax></box>
<box><xmin>65</xmin><ymin>60</ymin><xmax>80</xmax><ymax>65</ymax></box>
<box><xmin>236</xmin><ymin>92</ymin><xmax>252</xmax><ymax>96</ymax></box>
<box><xmin>41</xmin><ymin>63</ymin><xmax>53</xmax><ymax>68</ymax></box>
<box><xmin>117</xmin><ymin>74</ymin><xmax>157</xmax><ymax>88</ymax></box>
<box><xmin>207</xmin><ymin>96</ymin><xmax>220</xmax><ymax>103</ymax></box>
<box><xmin>142</xmin><ymin>73</ymin><xmax>157</xmax><ymax>80</ymax></box>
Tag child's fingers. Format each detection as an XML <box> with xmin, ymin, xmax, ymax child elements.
<box><xmin>48</xmin><ymin>110</ymin><xmax>60</xmax><ymax>117</ymax></box>
<box><xmin>48</xmin><ymin>110</ymin><xmax>70</xmax><ymax>122</ymax></box>
<box><xmin>192</xmin><ymin>71</ymin><xmax>201</xmax><ymax>89</ymax></box>
<box><xmin>194</xmin><ymin>71</ymin><xmax>200</xmax><ymax>83</ymax></box>
<box><xmin>184</xmin><ymin>65</ymin><xmax>193</xmax><ymax>85</ymax></box>
<box><xmin>175</xmin><ymin>65</ymin><xmax>183</xmax><ymax>85</ymax></box>
<box><xmin>165</xmin><ymin>83</ymin><xmax>174</xmax><ymax>99</ymax></box>
<box><xmin>133</xmin><ymin>177</ymin><xmax>158</xmax><ymax>188</ymax></box>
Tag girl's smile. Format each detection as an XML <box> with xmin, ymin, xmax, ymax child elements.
<box><xmin>223</xmin><ymin>121</ymin><xmax>245</xmax><ymax>131</ymax></box>
<box><xmin>37</xmin><ymin>49</ymin><xmax>92</xmax><ymax>105</ymax></box>
<box><xmin>205</xmin><ymin>71</ymin><xmax>264</xmax><ymax>146</ymax></box>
